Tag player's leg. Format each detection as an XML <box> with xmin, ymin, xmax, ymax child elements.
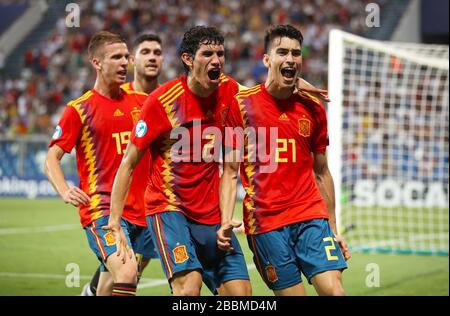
<box><xmin>141</xmin><ymin>259</ymin><xmax>150</xmax><ymax>271</ymax></box>
<box><xmin>247</xmin><ymin>227</ymin><xmax>306</xmax><ymax>296</ymax></box>
<box><xmin>130</xmin><ymin>224</ymin><xmax>159</xmax><ymax>283</ymax></box>
<box><xmin>273</xmin><ymin>283</ymin><xmax>307</xmax><ymax>296</ymax></box>
<box><xmin>215</xmin><ymin>230</ymin><xmax>251</xmax><ymax>296</ymax></box>
<box><xmin>105</xmin><ymin>253</ymin><xmax>138</xmax><ymax>296</ymax></box>
<box><xmin>80</xmin><ymin>266</ymin><xmax>101</xmax><ymax>296</ymax></box>
<box><xmin>170</xmin><ymin>270</ymin><xmax>203</xmax><ymax>296</ymax></box>
<box><xmin>217</xmin><ymin>279</ymin><xmax>252</xmax><ymax>296</ymax></box>
<box><xmin>88</xmin><ymin>266</ymin><xmax>101</xmax><ymax>295</ymax></box>
<box><xmin>147</xmin><ymin>212</ymin><xmax>203</xmax><ymax>296</ymax></box>
<box><xmin>310</xmin><ymin>270</ymin><xmax>345</xmax><ymax>296</ymax></box>
<box><xmin>186</xmin><ymin>220</ymin><xmax>251</xmax><ymax>296</ymax></box>
<box><xmin>80</xmin><ymin>283</ymin><xmax>94</xmax><ymax>296</ymax></box>
<box><xmin>85</xmin><ymin>216</ymin><xmax>129</xmax><ymax>296</ymax></box>
<box><xmin>86</xmin><ymin>216</ymin><xmax>138</xmax><ymax>296</ymax></box>
<box><xmin>96</xmin><ymin>270</ymin><xmax>114</xmax><ymax>296</ymax></box>
<box><xmin>81</xmin><ymin>265</ymin><xmax>112</xmax><ymax>296</ymax></box>
<box><xmin>296</xmin><ymin>219</ymin><xmax>347</xmax><ymax>296</ymax></box>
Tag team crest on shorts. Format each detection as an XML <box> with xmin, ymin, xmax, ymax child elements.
<box><xmin>265</xmin><ymin>265</ymin><xmax>278</xmax><ymax>283</ymax></box>
<box><xmin>298</xmin><ymin>117</ymin><xmax>311</xmax><ymax>137</ymax></box>
<box><xmin>104</xmin><ymin>232</ymin><xmax>116</xmax><ymax>246</ymax></box>
<box><xmin>173</xmin><ymin>245</ymin><xmax>189</xmax><ymax>264</ymax></box>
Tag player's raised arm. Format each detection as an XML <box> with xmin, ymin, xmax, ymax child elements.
<box><xmin>103</xmin><ymin>141</ymin><xmax>146</xmax><ymax>262</ymax></box>
<box><xmin>44</xmin><ymin>145</ymin><xmax>91</xmax><ymax>207</ymax></box>
<box><xmin>296</xmin><ymin>77</ymin><xmax>330</xmax><ymax>102</ymax></box>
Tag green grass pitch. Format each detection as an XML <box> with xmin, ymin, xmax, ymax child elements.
<box><xmin>0</xmin><ymin>198</ymin><xmax>448</xmax><ymax>296</ymax></box>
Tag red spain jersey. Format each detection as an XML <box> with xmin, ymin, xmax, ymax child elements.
<box><xmin>49</xmin><ymin>88</ymin><xmax>149</xmax><ymax>228</ymax></box>
<box><xmin>226</xmin><ymin>84</ymin><xmax>330</xmax><ymax>235</ymax></box>
<box><xmin>131</xmin><ymin>75</ymin><xmax>238</xmax><ymax>224</ymax></box>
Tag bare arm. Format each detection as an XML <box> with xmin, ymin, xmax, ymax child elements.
<box><xmin>217</xmin><ymin>150</ymin><xmax>242</xmax><ymax>251</ymax></box>
<box><xmin>103</xmin><ymin>142</ymin><xmax>145</xmax><ymax>261</ymax></box>
<box><xmin>296</xmin><ymin>78</ymin><xmax>330</xmax><ymax>102</ymax></box>
<box><xmin>109</xmin><ymin>142</ymin><xmax>145</xmax><ymax>222</ymax></box>
<box><xmin>44</xmin><ymin>145</ymin><xmax>90</xmax><ymax>207</ymax></box>
<box><xmin>313</xmin><ymin>152</ymin><xmax>337</xmax><ymax>233</ymax></box>
<box><xmin>313</xmin><ymin>152</ymin><xmax>350</xmax><ymax>260</ymax></box>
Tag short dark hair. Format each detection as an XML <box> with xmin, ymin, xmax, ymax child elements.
<box><xmin>178</xmin><ymin>26</ymin><xmax>224</xmax><ymax>74</ymax></box>
<box><xmin>264</xmin><ymin>25</ymin><xmax>304</xmax><ymax>53</ymax></box>
<box><xmin>88</xmin><ymin>31</ymin><xmax>126</xmax><ymax>59</ymax></box>
<box><xmin>133</xmin><ymin>33</ymin><xmax>162</xmax><ymax>52</ymax></box>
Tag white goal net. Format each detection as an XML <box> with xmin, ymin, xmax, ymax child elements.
<box><xmin>328</xmin><ymin>29</ymin><xmax>449</xmax><ymax>255</ymax></box>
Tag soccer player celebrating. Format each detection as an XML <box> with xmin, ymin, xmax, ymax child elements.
<box><xmin>219</xmin><ymin>25</ymin><xmax>351</xmax><ymax>296</ymax></box>
<box><xmin>105</xmin><ymin>26</ymin><xmax>252</xmax><ymax>296</ymax></box>
<box><xmin>80</xmin><ymin>33</ymin><xmax>164</xmax><ymax>297</ymax></box>
<box><xmin>44</xmin><ymin>31</ymin><xmax>150</xmax><ymax>296</ymax></box>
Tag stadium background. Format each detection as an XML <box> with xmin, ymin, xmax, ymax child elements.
<box><xmin>0</xmin><ymin>0</ymin><xmax>448</xmax><ymax>296</ymax></box>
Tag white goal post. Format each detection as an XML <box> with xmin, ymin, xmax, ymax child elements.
<box><xmin>328</xmin><ymin>29</ymin><xmax>449</xmax><ymax>255</ymax></box>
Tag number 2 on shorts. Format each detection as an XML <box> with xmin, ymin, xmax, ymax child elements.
<box><xmin>323</xmin><ymin>237</ymin><xmax>339</xmax><ymax>261</ymax></box>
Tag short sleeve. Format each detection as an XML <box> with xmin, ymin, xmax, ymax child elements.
<box><xmin>311</xmin><ymin>102</ymin><xmax>329</xmax><ymax>154</ymax></box>
<box><xmin>49</xmin><ymin>105</ymin><xmax>82</xmax><ymax>153</ymax></box>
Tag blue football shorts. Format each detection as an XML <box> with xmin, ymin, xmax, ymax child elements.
<box><xmin>84</xmin><ymin>215</ymin><xmax>157</xmax><ymax>275</ymax></box>
<box><xmin>147</xmin><ymin>211</ymin><xmax>250</xmax><ymax>294</ymax></box>
<box><xmin>247</xmin><ymin>218</ymin><xmax>348</xmax><ymax>291</ymax></box>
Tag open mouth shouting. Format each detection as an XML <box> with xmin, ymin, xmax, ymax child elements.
<box><xmin>280</xmin><ymin>67</ymin><xmax>297</xmax><ymax>81</ymax></box>
<box><xmin>207</xmin><ymin>68</ymin><xmax>221</xmax><ymax>83</ymax></box>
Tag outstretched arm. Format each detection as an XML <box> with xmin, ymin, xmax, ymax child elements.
<box><xmin>313</xmin><ymin>152</ymin><xmax>350</xmax><ymax>260</ymax></box>
<box><xmin>44</xmin><ymin>145</ymin><xmax>91</xmax><ymax>207</ymax></box>
<box><xmin>296</xmin><ymin>78</ymin><xmax>330</xmax><ymax>102</ymax></box>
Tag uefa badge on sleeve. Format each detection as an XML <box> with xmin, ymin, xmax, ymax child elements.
<box><xmin>52</xmin><ymin>125</ymin><xmax>62</xmax><ymax>140</ymax></box>
<box><xmin>135</xmin><ymin>120</ymin><xmax>147</xmax><ymax>138</ymax></box>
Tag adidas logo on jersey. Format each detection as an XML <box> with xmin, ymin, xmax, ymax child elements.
<box><xmin>113</xmin><ymin>109</ymin><xmax>124</xmax><ymax>117</ymax></box>
<box><xmin>278</xmin><ymin>113</ymin><xmax>289</xmax><ymax>121</ymax></box>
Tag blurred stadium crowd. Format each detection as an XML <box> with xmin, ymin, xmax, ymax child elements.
<box><xmin>0</xmin><ymin>0</ymin><xmax>385</xmax><ymax>137</ymax></box>
<box><xmin>342</xmin><ymin>76</ymin><xmax>448</xmax><ymax>183</ymax></box>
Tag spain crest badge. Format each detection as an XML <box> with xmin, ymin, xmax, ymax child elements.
<box><xmin>265</xmin><ymin>265</ymin><xmax>278</xmax><ymax>283</ymax></box>
<box><xmin>104</xmin><ymin>232</ymin><xmax>116</xmax><ymax>246</ymax></box>
<box><xmin>298</xmin><ymin>117</ymin><xmax>311</xmax><ymax>137</ymax></box>
<box><xmin>173</xmin><ymin>245</ymin><xmax>189</xmax><ymax>264</ymax></box>
<box><xmin>131</xmin><ymin>107</ymin><xmax>141</xmax><ymax>124</ymax></box>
